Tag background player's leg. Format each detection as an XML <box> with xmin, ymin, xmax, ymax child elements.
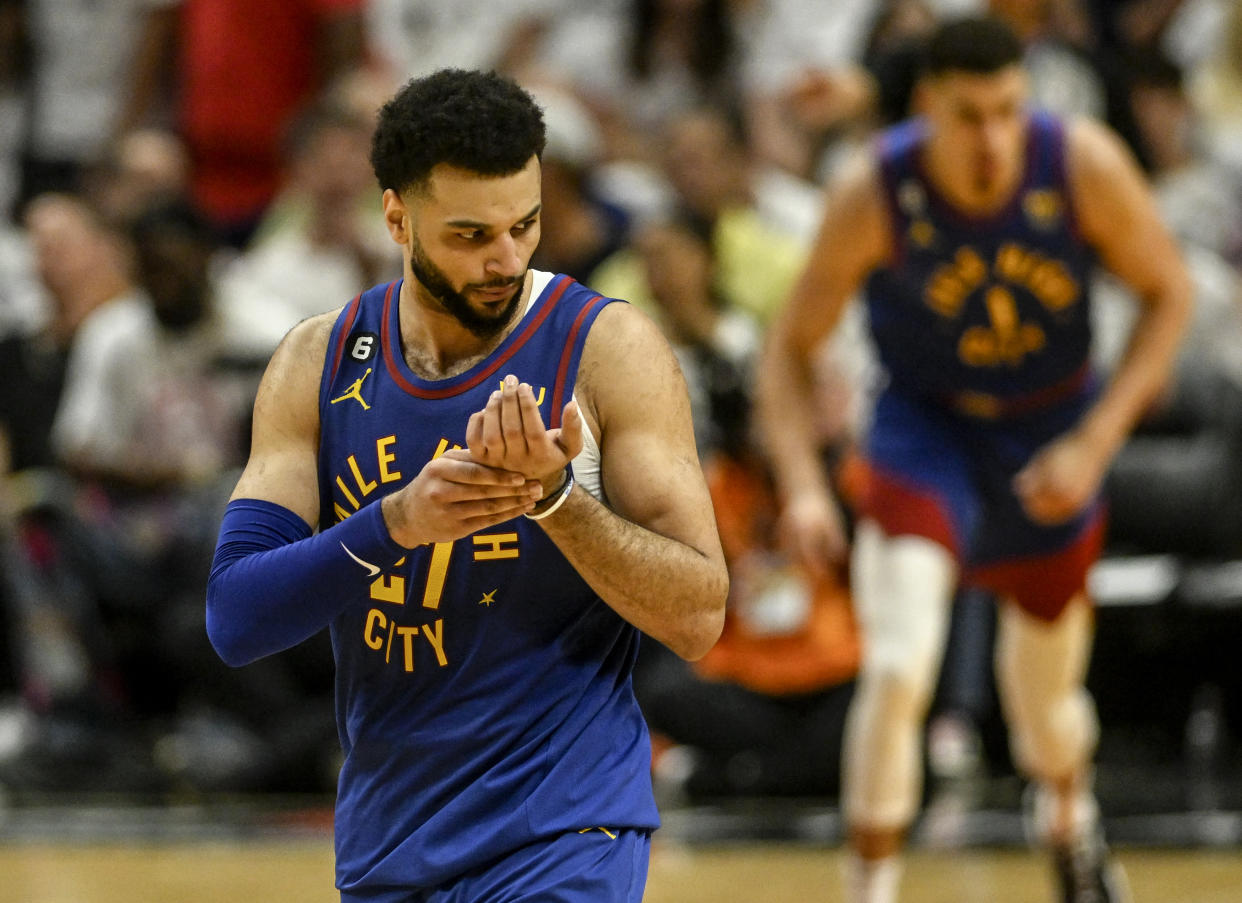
<box><xmin>994</xmin><ymin>596</ymin><xmax>1098</xmax><ymax>838</ymax></box>
<box><xmin>843</xmin><ymin>520</ymin><xmax>957</xmax><ymax>903</ymax></box>
<box><xmin>994</xmin><ymin>594</ymin><xmax>1130</xmax><ymax>902</ymax></box>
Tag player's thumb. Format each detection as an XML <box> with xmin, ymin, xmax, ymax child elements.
<box><xmin>554</xmin><ymin>398</ymin><xmax>584</xmax><ymax>459</ymax></box>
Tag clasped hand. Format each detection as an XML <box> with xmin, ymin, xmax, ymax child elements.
<box><xmin>383</xmin><ymin>375</ymin><xmax>582</xmax><ymax>547</ymax></box>
<box><xmin>465</xmin><ymin>374</ymin><xmax>583</xmax><ymax>494</ymax></box>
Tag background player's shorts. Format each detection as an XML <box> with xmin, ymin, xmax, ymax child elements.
<box><xmin>341</xmin><ymin>828</ymin><xmax>650</xmax><ymax>903</ymax></box>
<box><xmin>853</xmin><ymin>386</ymin><xmax>1105</xmax><ymax>621</ymax></box>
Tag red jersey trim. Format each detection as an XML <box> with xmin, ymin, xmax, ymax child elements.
<box><xmin>967</xmin><ymin>509</ymin><xmax>1106</xmax><ymax>622</ymax></box>
<box><xmin>381</xmin><ymin>276</ymin><xmax>573</xmax><ymax>400</ymax></box>
<box><xmin>327</xmin><ymin>290</ymin><xmax>366</xmax><ymax>385</ymax></box>
<box><xmin>854</xmin><ymin>459</ymin><xmax>962</xmax><ymax>557</ymax></box>
<box><xmin>548</xmin><ymin>294</ymin><xmax>606</xmax><ymax>428</ymax></box>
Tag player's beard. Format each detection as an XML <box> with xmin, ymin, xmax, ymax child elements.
<box><xmin>409</xmin><ymin>238</ymin><xmax>525</xmax><ymax>340</ymax></box>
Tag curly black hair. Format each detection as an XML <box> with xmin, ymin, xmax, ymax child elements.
<box><xmin>370</xmin><ymin>69</ymin><xmax>546</xmax><ymax>195</ymax></box>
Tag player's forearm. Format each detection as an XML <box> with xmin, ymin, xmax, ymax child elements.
<box><xmin>756</xmin><ymin>338</ymin><xmax>834</xmax><ymax>503</ymax></box>
<box><xmin>206</xmin><ymin>498</ymin><xmax>406</xmax><ymax>666</ymax></box>
<box><xmin>1080</xmin><ymin>286</ymin><xmax>1190</xmax><ymax>460</ymax></box>
<box><xmin>534</xmin><ymin>485</ymin><xmax>727</xmax><ymax>661</ymax></box>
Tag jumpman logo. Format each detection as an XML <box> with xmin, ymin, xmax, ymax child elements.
<box><xmin>331</xmin><ymin>368</ymin><xmax>372</xmax><ymax>410</ymax></box>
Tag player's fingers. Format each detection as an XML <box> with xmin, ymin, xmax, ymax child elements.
<box><xmin>516</xmin><ymin>382</ymin><xmax>547</xmax><ymax>438</ymax></box>
<box><xmin>499</xmin><ymin>374</ymin><xmax>527</xmax><ymax>453</ymax></box>
<box><xmin>436</xmin><ymin>450</ymin><xmax>528</xmax><ymax>488</ymax></box>
<box><xmin>556</xmin><ymin>398</ymin><xmax>584</xmax><ymax>458</ymax></box>
<box><xmin>460</xmin><ymin>504</ymin><xmax>537</xmax><ymax>533</ymax></box>
<box><xmin>464</xmin><ymin>410</ymin><xmax>489</xmax><ymax>461</ymax></box>
<box><xmin>474</xmin><ymin>389</ymin><xmax>506</xmax><ymax>456</ymax></box>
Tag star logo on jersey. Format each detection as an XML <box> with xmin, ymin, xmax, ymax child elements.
<box><xmin>479</xmin><ymin>589</ymin><xmax>498</xmax><ymax>607</ymax></box>
<box><xmin>331</xmin><ymin>368</ymin><xmax>373</xmax><ymax>410</ymax></box>
<box><xmin>1022</xmin><ymin>190</ymin><xmax>1063</xmax><ymax>230</ymax></box>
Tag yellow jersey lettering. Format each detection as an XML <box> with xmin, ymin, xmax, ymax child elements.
<box><xmin>473</xmin><ymin>533</ymin><xmax>520</xmax><ymax>561</ymax></box>
<box><xmin>370</xmin><ymin>573</ymin><xmax>406</xmax><ymax>605</ymax></box>
<box><xmin>334</xmin><ymin>502</ymin><xmax>354</xmax><ymax>523</ymax></box>
<box><xmin>498</xmin><ymin>381</ymin><xmax>546</xmax><ymax>406</ymax></box>
<box><xmin>364</xmin><ymin>608</ymin><xmax>386</xmax><ymax>650</ymax></box>
<box><xmin>335</xmin><ymin>475</ymin><xmax>360</xmax><ymax>510</ymax></box>
<box><xmin>347</xmin><ymin>454</ymin><xmax>378</xmax><ymax>498</ymax></box>
<box><xmin>958</xmin><ymin>286</ymin><xmax>1046</xmax><ymax>367</ymax></box>
<box><xmin>993</xmin><ymin>243</ymin><xmax>1079</xmax><ymax>312</ymax></box>
<box><xmin>924</xmin><ymin>247</ymin><xmax>986</xmax><ymax>318</ymax></box>
<box><xmin>377</xmin><ymin>435</ymin><xmax>402</xmax><ymax>483</ymax></box>
<box><xmin>396</xmin><ymin>625</ymin><xmax>419</xmax><ymax>672</ymax></box>
<box><xmin>422</xmin><ymin>619</ymin><xmax>448</xmax><ymax>666</ymax></box>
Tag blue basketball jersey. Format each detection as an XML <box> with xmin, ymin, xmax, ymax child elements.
<box><xmin>865</xmin><ymin>111</ymin><xmax>1096</xmax><ymax>409</ymax></box>
<box><xmin>316</xmin><ymin>273</ymin><xmax>659</xmax><ymax>896</ymax></box>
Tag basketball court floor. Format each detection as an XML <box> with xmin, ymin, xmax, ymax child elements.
<box><xmin>2</xmin><ymin>795</ymin><xmax>1239</xmax><ymax>902</ymax></box>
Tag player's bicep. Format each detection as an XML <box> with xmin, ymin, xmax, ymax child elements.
<box><xmin>584</xmin><ymin>306</ymin><xmax>722</xmax><ymax>559</ymax></box>
<box><xmin>1069</xmin><ymin>119</ymin><xmax>1189</xmax><ymax>305</ymax></box>
<box><xmin>229</xmin><ymin>315</ymin><xmax>334</xmax><ymax>526</ymax></box>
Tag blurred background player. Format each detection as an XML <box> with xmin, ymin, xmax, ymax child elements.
<box><xmin>757</xmin><ymin>15</ymin><xmax>1190</xmax><ymax>903</ymax></box>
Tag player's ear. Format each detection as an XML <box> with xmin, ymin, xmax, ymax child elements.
<box><xmin>382</xmin><ymin>189</ymin><xmax>410</xmax><ymax>245</ymax></box>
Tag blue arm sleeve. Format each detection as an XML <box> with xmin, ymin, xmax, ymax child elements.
<box><xmin>206</xmin><ymin>498</ymin><xmax>408</xmax><ymax>667</ymax></box>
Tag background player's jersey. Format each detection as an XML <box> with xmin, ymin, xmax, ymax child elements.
<box><xmin>865</xmin><ymin>111</ymin><xmax>1097</xmax><ymax>412</ymax></box>
<box><xmin>317</xmin><ymin>272</ymin><xmax>658</xmax><ymax>895</ymax></box>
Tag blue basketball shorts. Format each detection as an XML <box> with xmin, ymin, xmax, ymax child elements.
<box><xmin>339</xmin><ymin>828</ymin><xmax>651</xmax><ymax>903</ymax></box>
<box><xmin>853</xmin><ymin>386</ymin><xmax>1105</xmax><ymax>620</ymax></box>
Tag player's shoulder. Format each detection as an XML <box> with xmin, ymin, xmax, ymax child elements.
<box><xmin>1062</xmin><ymin>114</ymin><xmax>1139</xmax><ymax>180</ymax></box>
<box><xmin>258</xmin><ymin>307</ymin><xmax>345</xmax><ymax>401</ymax></box>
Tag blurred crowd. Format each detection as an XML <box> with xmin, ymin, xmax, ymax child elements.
<box><xmin>0</xmin><ymin>0</ymin><xmax>1240</xmax><ymax>801</ymax></box>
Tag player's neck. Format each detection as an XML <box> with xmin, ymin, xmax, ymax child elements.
<box><xmin>921</xmin><ymin>146</ymin><xmax>1024</xmax><ymax>217</ymax></box>
<box><xmin>398</xmin><ymin>275</ymin><xmax>530</xmax><ymax>380</ymax></box>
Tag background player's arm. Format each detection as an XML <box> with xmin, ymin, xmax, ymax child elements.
<box><xmin>755</xmin><ymin>150</ymin><xmax>890</xmax><ymax>571</ymax></box>
<box><xmin>1068</xmin><ymin>117</ymin><xmax>1191</xmax><ymax>457</ymax></box>
<box><xmin>1014</xmin><ymin>118</ymin><xmax>1192</xmax><ymax>524</ymax></box>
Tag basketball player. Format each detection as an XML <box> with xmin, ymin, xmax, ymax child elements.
<box><xmin>756</xmin><ymin>16</ymin><xmax>1190</xmax><ymax>903</ymax></box>
<box><xmin>206</xmin><ymin>69</ymin><xmax>728</xmax><ymax>902</ymax></box>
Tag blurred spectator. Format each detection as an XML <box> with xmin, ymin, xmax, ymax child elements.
<box><xmin>11</xmin><ymin>0</ymin><xmax>165</xmax><ymax>216</ymax></box>
<box><xmin>535</xmin><ymin>0</ymin><xmax>744</xmax><ymax>168</ymax></box>
<box><xmin>528</xmin><ymin>85</ymin><xmax>633</xmax><ymax>283</ymax></box>
<box><xmin>990</xmin><ymin>0</ymin><xmax>1108</xmax><ymax>118</ymax></box>
<box><xmin>1124</xmin><ymin>50</ymin><xmax>1242</xmax><ymax>266</ymax></box>
<box><xmin>0</xmin><ymin>193</ymin><xmax>152</xmax><ymax>791</ymax></box>
<box><xmin>1187</xmin><ymin>0</ymin><xmax>1242</xmax><ymax>175</ymax></box>
<box><xmin>366</xmin><ymin>0</ymin><xmax>562</xmax><ymax>84</ymax></box>
<box><xmin>740</xmin><ymin>0</ymin><xmax>880</xmax><ymax>180</ymax></box>
<box><xmin>592</xmin><ymin>105</ymin><xmax>816</xmax><ymax>332</ymax></box>
<box><xmin>120</xmin><ymin>0</ymin><xmax>369</xmax><ymax>246</ymax></box>
<box><xmin>632</xmin><ymin>214</ymin><xmax>758</xmax><ymax>457</ymax></box>
<box><xmin>52</xmin><ymin>201</ymin><xmax>253</xmax><ymax>489</ymax></box>
<box><xmin>87</xmin><ymin>127</ymin><xmax>191</xmax><ymax>225</ymax></box>
<box><xmin>221</xmin><ymin>102</ymin><xmax>398</xmax><ymax>337</ymax></box>
<box><xmin>3</xmin><ymin>195</ymin><xmax>142</xmax><ymax>478</ymax></box>
<box><xmin>35</xmin><ymin>200</ymin><xmax>335</xmax><ymax>794</ymax></box>
<box><xmin>0</xmin><ymin>0</ymin><xmax>25</xmax><ymax>218</ymax></box>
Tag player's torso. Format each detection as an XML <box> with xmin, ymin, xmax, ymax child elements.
<box><xmin>316</xmin><ymin>272</ymin><xmax>617</xmax><ymax>742</ymax></box>
<box><xmin>865</xmin><ymin>112</ymin><xmax>1096</xmax><ymax>407</ymax></box>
